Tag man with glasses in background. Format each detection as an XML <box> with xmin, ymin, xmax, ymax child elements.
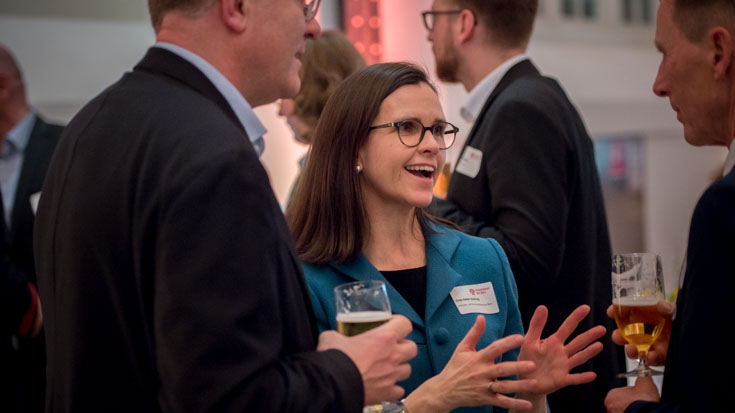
<box><xmin>423</xmin><ymin>1</ymin><xmax>624</xmax><ymax>412</ymax></box>
<box><xmin>34</xmin><ymin>1</ymin><xmax>416</xmax><ymax>411</ymax></box>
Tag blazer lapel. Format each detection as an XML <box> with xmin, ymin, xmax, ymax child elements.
<box><xmin>462</xmin><ymin>59</ymin><xmax>541</xmax><ymax>151</ymax></box>
<box><xmin>331</xmin><ymin>256</ymin><xmax>425</xmax><ymax>328</ymax></box>
<box><xmin>134</xmin><ymin>47</ymin><xmax>245</xmax><ymax>135</ymax></box>
<box><xmin>10</xmin><ymin>116</ymin><xmax>52</xmax><ymax>242</ymax></box>
<box><xmin>424</xmin><ymin>228</ymin><xmax>462</xmax><ymax>322</ymax></box>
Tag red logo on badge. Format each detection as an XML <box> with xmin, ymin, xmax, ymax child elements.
<box><xmin>469</xmin><ymin>288</ymin><xmax>475</xmax><ymax>295</ymax></box>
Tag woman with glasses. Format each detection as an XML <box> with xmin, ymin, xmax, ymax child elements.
<box><xmin>287</xmin><ymin>62</ymin><xmax>604</xmax><ymax>413</ymax></box>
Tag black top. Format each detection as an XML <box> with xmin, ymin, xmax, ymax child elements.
<box><xmin>381</xmin><ymin>266</ymin><xmax>427</xmax><ymax>320</ymax></box>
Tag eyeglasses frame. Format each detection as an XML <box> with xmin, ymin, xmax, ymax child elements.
<box><xmin>421</xmin><ymin>9</ymin><xmax>462</xmax><ymax>31</ymax></box>
<box><xmin>369</xmin><ymin>119</ymin><xmax>460</xmax><ymax>150</ymax></box>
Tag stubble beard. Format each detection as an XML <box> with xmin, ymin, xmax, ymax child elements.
<box><xmin>435</xmin><ymin>44</ymin><xmax>460</xmax><ymax>84</ymax></box>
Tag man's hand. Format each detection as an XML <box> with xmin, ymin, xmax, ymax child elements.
<box><xmin>317</xmin><ymin>315</ymin><xmax>417</xmax><ymax>405</ymax></box>
<box><xmin>605</xmin><ymin>376</ymin><xmax>660</xmax><ymax>413</ymax></box>
<box><xmin>607</xmin><ymin>301</ymin><xmax>674</xmax><ymax>366</ymax></box>
<box><xmin>517</xmin><ymin>305</ymin><xmax>605</xmax><ymax>395</ymax></box>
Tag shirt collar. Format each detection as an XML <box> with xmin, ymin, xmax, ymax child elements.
<box><xmin>5</xmin><ymin>110</ymin><xmax>36</xmax><ymax>154</ymax></box>
<box><xmin>154</xmin><ymin>42</ymin><xmax>267</xmax><ymax>156</ymax></box>
<box><xmin>724</xmin><ymin>139</ymin><xmax>735</xmax><ymax>177</ymax></box>
<box><xmin>460</xmin><ymin>54</ymin><xmax>529</xmax><ymax>124</ymax></box>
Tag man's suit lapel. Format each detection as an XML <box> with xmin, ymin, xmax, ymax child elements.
<box><xmin>424</xmin><ymin>228</ymin><xmax>462</xmax><ymax>323</ymax></box>
<box><xmin>134</xmin><ymin>47</ymin><xmax>245</xmax><ymax>135</ymax></box>
<box><xmin>461</xmin><ymin>59</ymin><xmax>541</xmax><ymax>151</ymax></box>
<box><xmin>10</xmin><ymin>116</ymin><xmax>54</xmax><ymax>243</ymax></box>
<box><xmin>330</xmin><ymin>256</ymin><xmax>425</xmax><ymax>328</ymax></box>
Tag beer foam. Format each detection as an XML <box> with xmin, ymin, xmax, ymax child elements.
<box><xmin>336</xmin><ymin>311</ymin><xmax>392</xmax><ymax>323</ymax></box>
<box><xmin>613</xmin><ymin>297</ymin><xmax>661</xmax><ymax>306</ymax></box>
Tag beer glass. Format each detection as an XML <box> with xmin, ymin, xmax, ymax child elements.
<box><xmin>612</xmin><ymin>253</ymin><xmax>666</xmax><ymax>377</ymax></box>
<box><xmin>334</xmin><ymin>281</ymin><xmax>400</xmax><ymax>413</ymax></box>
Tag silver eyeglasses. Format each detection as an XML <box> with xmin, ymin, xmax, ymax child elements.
<box><xmin>369</xmin><ymin>119</ymin><xmax>459</xmax><ymax>150</ymax></box>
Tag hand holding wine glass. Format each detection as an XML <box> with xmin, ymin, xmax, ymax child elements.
<box><xmin>332</xmin><ymin>280</ymin><xmax>415</xmax><ymax>412</ymax></box>
<box><xmin>607</xmin><ymin>300</ymin><xmax>674</xmax><ymax>366</ymax></box>
<box><xmin>611</xmin><ymin>253</ymin><xmax>667</xmax><ymax>377</ymax></box>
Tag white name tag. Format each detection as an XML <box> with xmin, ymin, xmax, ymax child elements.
<box><xmin>455</xmin><ymin>146</ymin><xmax>483</xmax><ymax>178</ymax></box>
<box><xmin>449</xmin><ymin>282</ymin><xmax>499</xmax><ymax>315</ymax></box>
<box><xmin>29</xmin><ymin>192</ymin><xmax>41</xmax><ymax>215</ymax></box>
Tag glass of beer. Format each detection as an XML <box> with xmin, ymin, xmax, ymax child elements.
<box><xmin>612</xmin><ymin>253</ymin><xmax>666</xmax><ymax>377</ymax></box>
<box><xmin>334</xmin><ymin>281</ymin><xmax>401</xmax><ymax>413</ymax></box>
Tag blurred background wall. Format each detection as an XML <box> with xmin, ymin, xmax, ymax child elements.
<box><xmin>0</xmin><ymin>0</ymin><xmax>725</xmax><ymax>293</ymax></box>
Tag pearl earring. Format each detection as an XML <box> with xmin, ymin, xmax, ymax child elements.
<box><xmin>356</xmin><ymin>164</ymin><xmax>363</xmax><ymax>173</ymax></box>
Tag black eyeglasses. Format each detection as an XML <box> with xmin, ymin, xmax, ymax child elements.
<box><xmin>421</xmin><ymin>9</ymin><xmax>463</xmax><ymax>31</ymax></box>
<box><xmin>369</xmin><ymin>119</ymin><xmax>459</xmax><ymax>150</ymax></box>
<box><xmin>304</xmin><ymin>0</ymin><xmax>321</xmax><ymax>21</ymax></box>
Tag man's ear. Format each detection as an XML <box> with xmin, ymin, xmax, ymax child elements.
<box><xmin>710</xmin><ymin>26</ymin><xmax>733</xmax><ymax>80</ymax></box>
<box><xmin>221</xmin><ymin>0</ymin><xmax>249</xmax><ymax>32</ymax></box>
<box><xmin>456</xmin><ymin>8</ymin><xmax>477</xmax><ymax>44</ymax></box>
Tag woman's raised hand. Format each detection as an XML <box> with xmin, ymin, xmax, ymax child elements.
<box><xmin>517</xmin><ymin>305</ymin><xmax>606</xmax><ymax>396</ymax></box>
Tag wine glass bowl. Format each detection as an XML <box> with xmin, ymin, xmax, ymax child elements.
<box><xmin>612</xmin><ymin>253</ymin><xmax>666</xmax><ymax>378</ymax></box>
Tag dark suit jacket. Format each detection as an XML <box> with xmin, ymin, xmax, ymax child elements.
<box><xmin>625</xmin><ymin>168</ymin><xmax>735</xmax><ymax>413</ymax></box>
<box><xmin>2</xmin><ymin>115</ymin><xmax>61</xmax><ymax>413</ymax></box>
<box><xmin>434</xmin><ymin>59</ymin><xmax>624</xmax><ymax>412</ymax></box>
<box><xmin>7</xmin><ymin>115</ymin><xmax>63</xmax><ymax>285</ymax></box>
<box><xmin>34</xmin><ymin>47</ymin><xmax>362</xmax><ymax>412</ymax></box>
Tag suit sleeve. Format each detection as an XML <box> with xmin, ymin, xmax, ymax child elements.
<box><xmin>623</xmin><ymin>180</ymin><xmax>735</xmax><ymax>413</ymax></box>
<box><xmin>153</xmin><ymin>150</ymin><xmax>362</xmax><ymax>413</ymax></box>
<box><xmin>437</xmin><ymin>100</ymin><xmax>569</xmax><ymax>289</ymax></box>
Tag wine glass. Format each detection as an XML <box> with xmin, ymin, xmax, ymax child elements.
<box><xmin>334</xmin><ymin>281</ymin><xmax>402</xmax><ymax>413</ymax></box>
<box><xmin>611</xmin><ymin>253</ymin><xmax>666</xmax><ymax>377</ymax></box>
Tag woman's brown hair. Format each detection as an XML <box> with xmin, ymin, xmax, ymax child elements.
<box><xmin>292</xmin><ymin>30</ymin><xmax>366</xmax><ymax>141</ymax></box>
<box><xmin>287</xmin><ymin>62</ymin><xmax>455</xmax><ymax>264</ymax></box>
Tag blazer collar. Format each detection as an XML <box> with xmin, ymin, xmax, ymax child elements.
<box><xmin>133</xmin><ymin>47</ymin><xmax>244</xmax><ymax>135</ymax></box>
<box><xmin>328</xmin><ymin>225</ymin><xmax>463</xmax><ymax>327</ymax></box>
<box><xmin>462</xmin><ymin>59</ymin><xmax>540</xmax><ymax>150</ymax></box>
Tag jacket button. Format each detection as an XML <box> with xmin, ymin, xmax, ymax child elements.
<box><xmin>434</xmin><ymin>328</ymin><xmax>449</xmax><ymax>344</ymax></box>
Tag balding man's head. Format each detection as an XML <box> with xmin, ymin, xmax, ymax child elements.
<box><xmin>0</xmin><ymin>45</ymin><xmax>23</xmax><ymax>85</ymax></box>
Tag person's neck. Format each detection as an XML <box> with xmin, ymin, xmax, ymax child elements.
<box><xmin>460</xmin><ymin>46</ymin><xmax>525</xmax><ymax>92</ymax></box>
<box><xmin>362</xmin><ymin>197</ymin><xmax>426</xmax><ymax>271</ymax></box>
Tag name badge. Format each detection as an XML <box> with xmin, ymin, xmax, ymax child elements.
<box><xmin>455</xmin><ymin>146</ymin><xmax>483</xmax><ymax>178</ymax></box>
<box><xmin>449</xmin><ymin>282</ymin><xmax>499</xmax><ymax>315</ymax></box>
<box><xmin>30</xmin><ymin>192</ymin><xmax>41</xmax><ymax>215</ymax></box>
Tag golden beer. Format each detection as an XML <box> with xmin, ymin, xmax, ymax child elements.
<box><xmin>336</xmin><ymin>311</ymin><xmax>391</xmax><ymax>337</ymax></box>
<box><xmin>613</xmin><ymin>298</ymin><xmax>665</xmax><ymax>354</ymax></box>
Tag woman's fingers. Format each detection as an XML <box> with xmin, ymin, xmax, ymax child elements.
<box><xmin>565</xmin><ymin>325</ymin><xmax>606</xmax><ymax>356</ymax></box>
<box><xmin>568</xmin><ymin>341</ymin><xmax>604</xmax><ymax>369</ymax></box>
<box><xmin>489</xmin><ymin>378</ymin><xmax>539</xmax><ymax>395</ymax></box>
<box><xmin>479</xmin><ymin>334</ymin><xmax>524</xmax><ymax>361</ymax></box>
<box><xmin>489</xmin><ymin>360</ymin><xmax>537</xmax><ymax>379</ymax></box>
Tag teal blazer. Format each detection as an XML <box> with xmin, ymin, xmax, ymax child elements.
<box><xmin>304</xmin><ymin>225</ymin><xmax>524</xmax><ymax>413</ymax></box>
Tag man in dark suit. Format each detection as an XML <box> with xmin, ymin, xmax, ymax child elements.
<box><xmin>1</xmin><ymin>188</ymin><xmax>43</xmax><ymax>413</ymax></box>
<box><xmin>605</xmin><ymin>0</ymin><xmax>735</xmax><ymax>411</ymax></box>
<box><xmin>33</xmin><ymin>0</ymin><xmax>416</xmax><ymax>412</ymax></box>
<box><xmin>1</xmin><ymin>44</ymin><xmax>61</xmax><ymax>413</ymax></box>
<box><xmin>423</xmin><ymin>1</ymin><xmax>623</xmax><ymax>411</ymax></box>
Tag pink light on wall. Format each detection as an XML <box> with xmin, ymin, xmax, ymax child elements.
<box><xmin>343</xmin><ymin>0</ymin><xmax>382</xmax><ymax>64</ymax></box>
